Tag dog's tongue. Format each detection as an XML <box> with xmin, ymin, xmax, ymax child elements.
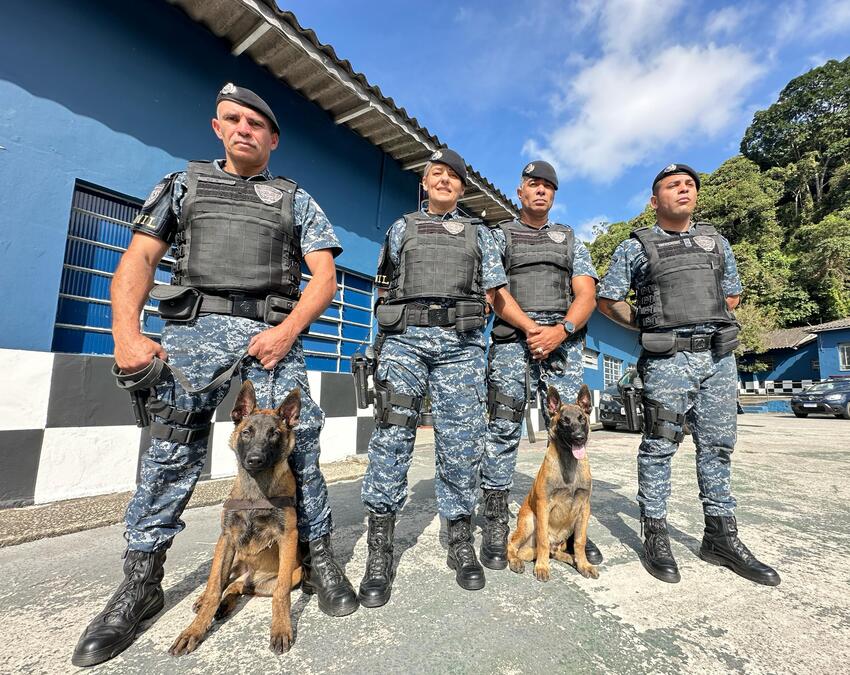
<box><xmin>571</xmin><ymin>444</ymin><xmax>587</xmax><ymax>460</ymax></box>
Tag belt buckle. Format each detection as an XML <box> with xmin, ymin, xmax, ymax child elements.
<box><xmin>428</xmin><ymin>307</ymin><xmax>450</xmax><ymax>326</ymax></box>
<box><xmin>692</xmin><ymin>335</ymin><xmax>712</xmax><ymax>351</ymax></box>
<box><xmin>230</xmin><ymin>294</ymin><xmax>259</xmax><ymax>320</ymax></box>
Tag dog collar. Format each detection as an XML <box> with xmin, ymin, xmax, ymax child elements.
<box><xmin>223</xmin><ymin>497</ymin><xmax>296</xmax><ymax>511</ymax></box>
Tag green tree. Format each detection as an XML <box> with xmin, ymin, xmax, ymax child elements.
<box><xmin>793</xmin><ymin>208</ymin><xmax>850</xmax><ymax>321</ymax></box>
<box><xmin>741</xmin><ymin>57</ymin><xmax>850</xmax><ymax>210</ymax></box>
<box><xmin>588</xmin><ymin>206</ymin><xmax>654</xmax><ymax>278</ymax></box>
<box><xmin>734</xmin><ymin>302</ymin><xmax>778</xmax><ymax>372</ymax></box>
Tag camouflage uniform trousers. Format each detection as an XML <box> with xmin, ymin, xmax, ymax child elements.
<box><xmin>481</xmin><ymin>337</ymin><xmax>584</xmax><ymax>491</ymax></box>
<box><xmin>124</xmin><ymin>314</ymin><xmax>331</xmax><ymax>552</ymax></box>
<box><xmin>637</xmin><ymin>349</ymin><xmax>738</xmax><ymax>519</ymax></box>
<box><xmin>361</xmin><ymin>326</ymin><xmax>488</xmax><ymax>519</ymax></box>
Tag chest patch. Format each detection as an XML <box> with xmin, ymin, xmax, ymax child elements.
<box><xmin>547</xmin><ymin>231</ymin><xmax>566</xmax><ymax>243</ymax></box>
<box><xmin>254</xmin><ymin>184</ymin><xmax>283</xmax><ymax>205</ymax></box>
<box><xmin>442</xmin><ymin>221</ymin><xmax>465</xmax><ymax>235</ymax></box>
<box><xmin>693</xmin><ymin>235</ymin><xmax>716</xmax><ymax>251</ymax></box>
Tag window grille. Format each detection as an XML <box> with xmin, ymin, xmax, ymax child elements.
<box><xmin>52</xmin><ymin>180</ymin><xmax>375</xmax><ymax>373</ymax></box>
<box><xmin>603</xmin><ymin>354</ymin><xmax>622</xmax><ymax>388</ymax></box>
<box><xmin>839</xmin><ymin>344</ymin><xmax>850</xmax><ymax>371</ymax></box>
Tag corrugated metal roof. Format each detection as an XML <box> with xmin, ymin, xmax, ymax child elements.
<box><xmin>760</xmin><ymin>326</ymin><xmax>817</xmax><ymax>350</ymax></box>
<box><xmin>166</xmin><ymin>0</ymin><xmax>518</xmax><ymax>224</ymax></box>
<box><xmin>808</xmin><ymin>317</ymin><xmax>850</xmax><ymax>333</ymax></box>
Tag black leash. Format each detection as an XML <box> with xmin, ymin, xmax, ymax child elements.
<box><xmin>112</xmin><ymin>349</ymin><xmax>251</xmax><ymax>395</ymax></box>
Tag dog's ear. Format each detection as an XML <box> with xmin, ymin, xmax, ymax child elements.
<box><xmin>546</xmin><ymin>386</ymin><xmax>561</xmax><ymax>417</ymax></box>
<box><xmin>231</xmin><ymin>380</ymin><xmax>258</xmax><ymax>423</ymax></box>
<box><xmin>576</xmin><ymin>384</ymin><xmax>592</xmax><ymax>416</ymax></box>
<box><xmin>276</xmin><ymin>388</ymin><xmax>301</xmax><ymax>428</ymax></box>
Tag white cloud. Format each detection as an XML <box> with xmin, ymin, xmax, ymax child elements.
<box><xmin>527</xmin><ymin>44</ymin><xmax>763</xmax><ymax>181</ymax></box>
<box><xmin>574</xmin><ymin>214</ymin><xmax>610</xmax><ymax>241</ymax></box>
<box><xmin>706</xmin><ymin>6</ymin><xmax>749</xmax><ymax>36</ymax></box>
<box><xmin>592</xmin><ymin>0</ymin><xmax>685</xmax><ymax>55</ymax></box>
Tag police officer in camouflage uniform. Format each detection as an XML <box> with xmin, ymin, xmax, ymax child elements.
<box><xmin>597</xmin><ymin>163</ymin><xmax>780</xmax><ymax>587</ymax></box>
<box><xmin>73</xmin><ymin>84</ymin><xmax>357</xmax><ymax>668</ymax></box>
<box><xmin>357</xmin><ymin>149</ymin><xmax>529</xmax><ymax>606</ymax></box>
<box><xmin>480</xmin><ymin>160</ymin><xmax>603</xmax><ymax>572</ymax></box>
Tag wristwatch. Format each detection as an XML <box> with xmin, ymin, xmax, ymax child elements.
<box><xmin>560</xmin><ymin>319</ymin><xmax>575</xmax><ymax>336</ymax></box>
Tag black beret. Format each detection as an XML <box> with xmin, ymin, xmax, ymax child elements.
<box><xmin>428</xmin><ymin>148</ymin><xmax>467</xmax><ymax>185</ymax></box>
<box><xmin>652</xmin><ymin>163</ymin><xmax>700</xmax><ymax>191</ymax></box>
<box><xmin>521</xmin><ymin>160</ymin><xmax>558</xmax><ymax>189</ymax></box>
<box><xmin>215</xmin><ymin>83</ymin><xmax>280</xmax><ymax>134</ymax></box>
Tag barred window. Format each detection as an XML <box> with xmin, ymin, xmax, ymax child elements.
<box><xmin>582</xmin><ymin>348</ymin><xmax>599</xmax><ymax>369</ymax></box>
<box><xmin>839</xmin><ymin>344</ymin><xmax>850</xmax><ymax>371</ymax></box>
<box><xmin>603</xmin><ymin>354</ymin><xmax>622</xmax><ymax>388</ymax></box>
<box><xmin>52</xmin><ymin>180</ymin><xmax>375</xmax><ymax>373</ymax></box>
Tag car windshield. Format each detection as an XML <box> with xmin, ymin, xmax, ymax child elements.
<box><xmin>805</xmin><ymin>381</ymin><xmax>849</xmax><ymax>393</ymax></box>
<box><xmin>618</xmin><ymin>369</ymin><xmax>637</xmax><ymax>387</ymax></box>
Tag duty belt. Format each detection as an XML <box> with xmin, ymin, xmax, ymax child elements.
<box><xmin>674</xmin><ymin>334</ymin><xmax>714</xmax><ymax>352</ymax></box>
<box><xmin>404</xmin><ymin>304</ymin><xmax>457</xmax><ymax>327</ymax></box>
<box><xmin>199</xmin><ymin>293</ymin><xmax>297</xmax><ymax>325</ymax></box>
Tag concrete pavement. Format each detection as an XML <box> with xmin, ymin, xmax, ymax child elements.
<box><xmin>1</xmin><ymin>412</ymin><xmax>848</xmax><ymax>674</ymax></box>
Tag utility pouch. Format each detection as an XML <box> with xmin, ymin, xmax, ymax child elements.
<box><xmin>640</xmin><ymin>332</ymin><xmax>677</xmax><ymax>357</ymax></box>
<box><xmin>375</xmin><ymin>303</ymin><xmax>407</xmax><ymax>334</ymax></box>
<box><xmin>264</xmin><ymin>295</ymin><xmax>298</xmax><ymax>326</ymax></box>
<box><xmin>454</xmin><ymin>301</ymin><xmax>485</xmax><ymax>332</ymax></box>
<box><xmin>712</xmin><ymin>324</ymin><xmax>740</xmax><ymax>356</ymax></box>
<box><xmin>150</xmin><ymin>285</ymin><xmax>202</xmax><ymax>322</ymax></box>
<box><xmin>491</xmin><ymin>319</ymin><xmax>519</xmax><ymax>343</ymax></box>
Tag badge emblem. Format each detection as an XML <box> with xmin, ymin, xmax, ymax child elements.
<box><xmin>254</xmin><ymin>184</ymin><xmax>283</xmax><ymax>205</ymax></box>
<box><xmin>694</xmin><ymin>235</ymin><xmax>716</xmax><ymax>251</ymax></box>
<box><xmin>664</xmin><ymin>163</ymin><xmax>678</xmax><ymax>173</ymax></box>
<box><xmin>143</xmin><ymin>183</ymin><xmax>164</xmax><ymax>208</ymax></box>
<box><xmin>547</xmin><ymin>230</ymin><xmax>566</xmax><ymax>243</ymax></box>
<box><xmin>524</xmin><ymin>163</ymin><xmax>535</xmax><ymax>174</ymax></box>
<box><xmin>442</xmin><ymin>221</ymin><xmax>465</xmax><ymax>235</ymax></box>
<box><xmin>220</xmin><ymin>82</ymin><xmax>237</xmax><ymax>95</ymax></box>
<box><xmin>431</xmin><ymin>150</ymin><xmax>443</xmax><ymax>160</ymax></box>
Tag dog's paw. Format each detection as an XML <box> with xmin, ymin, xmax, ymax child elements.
<box><xmin>533</xmin><ymin>563</ymin><xmax>550</xmax><ymax>582</ymax></box>
<box><xmin>169</xmin><ymin>629</ymin><xmax>204</xmax><ymax>656</ymax></box>
<box><xmin>508</xmin><ymin>558</ymin><xmax>525</xmax><ymax>574</ymax></box>
<box><xmin>269</xmin><ymin>629</ymin><xmax>293</xmax><ymax>654</ymax></box>
<box><xmin>215</xmin><ymin>595</ymin><xmax>239</xmax><ymax>620</ymax></box>
<box><xmin>578</xmin><ymin>563</ymin><xmax>599</xmax><ymax>579</ymax></box>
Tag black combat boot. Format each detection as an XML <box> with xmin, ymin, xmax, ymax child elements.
<box><xmin>358</xmin><ymin>512</ymin><xmax>396</xmax><ymax>608</ymax></box>
<box><xmin>641</xmin><ymin>516</ymin><xmax>680</xmax><ymax>583</ymax></box>
<box><xmin>447</xmin><ymin>516</ymin><xmax>486</xmax><ymax>590</ymax></box>
<box><xmin>479</xmin><ymin>489</ymin><xmax>509</xmax><ymax>570</ymax></box>
<box><xmin>565</xmin><ymin>533</ymin><xmax>604</xmax><ymax>565</ymax></box>
<box><xmin>300</xmin><ymin>534</ymin><xmax>359</xmax><ymax>616</ymax></box>
<box><xmin>71</xmin><ymin>549</ymin><xmax>167</xmax><ymax>667</ymax></box>
<box><xmin>699</xmin><ymin>515</ymin><xmax>781</xmax><ymax>586</ymax></box>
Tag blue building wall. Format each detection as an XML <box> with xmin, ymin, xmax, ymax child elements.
<box><xmin>817</xmin><ymin>329</ymin><xmax>850</xmax><ymax>379</ymax></box>
<box><xmin>736</xmin><ymin>342</ymin><xmax>819</xmax><ymax>383</ymax></box>
<box><xmin>582</xmin><ymin>313</ymin><xmax>640</xmax><ymax>389</ymax></box>
<box><xmin>0</xmin><ymin>0</ymin><xmax>418</xmax><ymax>352</ymax></box>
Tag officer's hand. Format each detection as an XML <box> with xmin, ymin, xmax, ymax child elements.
<box><xmin>248</xmin><ymin>324</ymin><xmax>297</xmax><ymax>370</ymax></box>
<box><xmin>526</xmin><ymin>325</ymin><xmax>565</xmax><ymax>361</ymax></box>
<box><xmin>114</xmin><ymin>333</ymin><xmax>167</xmax><ymax>373</ymax></box>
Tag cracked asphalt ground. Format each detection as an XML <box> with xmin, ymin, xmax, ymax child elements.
<box><xmin>1</xmin><ymin>412</ymin><xmax>848</xmax><ymax>674</ymax></box>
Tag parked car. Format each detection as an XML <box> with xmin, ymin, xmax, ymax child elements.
<box><xmin>598</xmin><ymin>368</ymin><xmax>643</xmax><ymax>431</ymax></box>
<box><xmin>790</xmin><ymin>379</ymin><xmax>850</xmax><ymax>419</ymax></box>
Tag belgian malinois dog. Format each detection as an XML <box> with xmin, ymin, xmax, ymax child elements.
<box><xmin>170</xmin><ymin>381</ymin><xmax>302</xmax><ymax>656</ymax></box>
<box><xmin>507</xmin><ymin>385</ymin><xmax>599</xmax><ymax>581</ymax></box>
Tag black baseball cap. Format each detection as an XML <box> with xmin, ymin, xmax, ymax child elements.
<box><xmin>521</xmin><ymin>160</ymin><xmax>558</xmax><ymax>189</ymax></box>
<box><xmin>215</xmin><ymin>82</ymin><xmax>280</xmax><ymax>134</ymax></box>
<box><xmin>652</xmin><ymin>163</ymin><xmax>700</xmax><ymax>191</ymax></box>
<box><xmin>427</xmin><ymin>148</ymin><xmax>467</xmax><ymax>185</ymax></box>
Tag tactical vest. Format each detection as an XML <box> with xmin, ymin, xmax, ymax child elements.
<box><xmin>386</xmin><ymin>212</ymin><xmax>483</xmax><ymax>304</ymax></box>
<box><xmin>174</xmin><ymin>161</ymin><xmax>301</xmax><ymax>299</ymax></box>
<box><xmin>499</xmin><ymin>220</ymin><xmax>575</xmax><ymax>313</ymax></box>
<box><xmin>632</xmin><ymin>223</ymin><xmax>735</xmax><ymax>331</ymax></box>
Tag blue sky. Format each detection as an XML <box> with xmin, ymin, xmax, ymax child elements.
<box><xmin>281</xmin><ymin>1</ymin><xmax>850</xmax><ymax>240</ymax></box>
